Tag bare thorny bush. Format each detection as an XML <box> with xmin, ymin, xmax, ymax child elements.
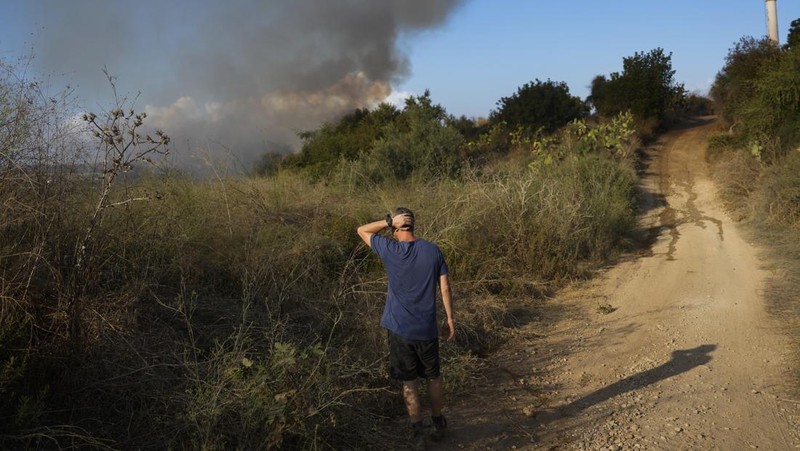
<box><xmin>0</xmin><ymin>57</ymin><xmax>87</xmax><ymax>440</ymax></box>
<box><xmin>1</xmin><ymin>57</ymin><xmax>81</xmax><ymax>327</ymax></box>
<box><xmin>65</xmin><ymin>71</ymin><xmax>170</xmax><ymax>352</ymax></box>
<box><xmin>1</xmin><ymin>62</ymin><xmax>169</xmax><ymax>447</ymax></box>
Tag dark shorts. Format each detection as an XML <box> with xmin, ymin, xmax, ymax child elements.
<box><xmin>388</xmin><ymin>331</ymin><xmax>440</xmax><ymax>381</ymax></box>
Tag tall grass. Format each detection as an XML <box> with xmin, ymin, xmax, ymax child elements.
<box><xmin>1</xmin><ymin>146</ymin><xmax>638</xmax><ymax>448</ymax></box>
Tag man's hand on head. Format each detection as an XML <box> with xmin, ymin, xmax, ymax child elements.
<box><xmin>391</xmin><ymin>213</ymin><xmax>412</xmax><ymax>230</ymax></box>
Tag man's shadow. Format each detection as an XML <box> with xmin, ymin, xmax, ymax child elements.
<box><xmin>539</xmin><ymin>344</ymin><xmax>717</xmax><ymax>420</ymax></box>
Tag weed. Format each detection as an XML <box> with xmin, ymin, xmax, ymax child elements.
<box><xmin>596</xmin><ymin>302</ymin><xmax>617</xmax><ymax>315</ymax></box>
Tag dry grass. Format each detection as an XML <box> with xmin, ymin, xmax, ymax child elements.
<box><xmin>710</xmin><ymin>149</ymin><xmax>761</xmax><ymax>221</ymax></box>
<box><xmin>1</xmin><ymin>150</ymin><xmax>640</xmax><ymax>448</ymax></box>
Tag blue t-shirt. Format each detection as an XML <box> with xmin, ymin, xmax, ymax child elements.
<box><xmin>371</xmin><ymin>235</ymin><xmax>449</xmax><ymax>341</ymax></box>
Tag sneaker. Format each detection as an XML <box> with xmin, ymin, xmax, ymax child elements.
<box><xmin>430</xmin><ymin>415</ymin><xmax>447</xmax><ymax>442</ymax></box>
<box><xmin>410</xmin><ymin>421</ymin><xmax>426</xmax><ymax>450</ymax></box>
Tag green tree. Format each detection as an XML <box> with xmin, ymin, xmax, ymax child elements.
<box><xmin>590</xmin><ymin>48</ymin><xmax>685</xmax><ymax>123</ymax></box>
<box><xmin>490</xmin><ymin>79</ymin><xmax>587</xmax><ymax>133</ymax></box>
<box><xmin>588</xmin><ymin>75</ymin><xmax>626</xmax><ymax>118</ymax></box>
<box><xmin>710</xmin><ymin>37</ymin><xmax>779</xmax><ymax>128</ymax></box>
<box><xmin>742</xmin><ymin>45</ymin><xmax>800</xmax><ymax>158</ymax></box>
<box><xmin>710</xmin><ymin>34</ymin><xmax>800</xmax><ymax>159</ymax></box>
<box><xmin>786</xmin><ymin>18</ymin><xmax>800</xmax><ymax>50</ymax></box>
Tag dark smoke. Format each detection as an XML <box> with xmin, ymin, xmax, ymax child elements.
<box><xmin>13</xmin><ymin>0</ymin><xmax>465</xmax><ymax>167</ymax></box>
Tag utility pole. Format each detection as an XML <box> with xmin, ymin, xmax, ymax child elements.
<box><xmin>766</xmin><ymin>0</ymin><xmax>779</xmax><ymax>45</ymax></box>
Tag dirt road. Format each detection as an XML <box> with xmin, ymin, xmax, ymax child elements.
<box><xmin>439</xmin><ymin>118</ymin><xmax>800</xmax><ymax>450</ymax></box>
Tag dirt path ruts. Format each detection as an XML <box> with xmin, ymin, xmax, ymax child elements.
<box><xmin>437</xmin><ymin>118</ymin><xmax>800</xmax><ymax>450</ymax></box>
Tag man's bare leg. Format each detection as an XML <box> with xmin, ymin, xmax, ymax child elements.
<box><xmin>403</xmin><ymin>381</ymin><xmax>426</xmax><ymax>449</ymax></box>
<box><xmin>428</xmin><ymin>377</ymin><xmax>447</xmax><ymax>441</ymax></box>
<box><xmin>427</xmin><ymin>377</ymin><xmax>444</xmax><ymax>416</ymax></box>
<box><xmin>402</xmin><ymin>380</ymin><xmax>423</xmax><ymax>423</ymax></box>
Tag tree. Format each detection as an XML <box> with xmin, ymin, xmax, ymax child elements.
<box><xmin>741</xmin><ymin>44</ymin><xmax>800</xmax><ymax>158</ymax></box>
<box><xmin>69</xmin><ymin>73</ymin><xmax>170</xmax><ymax>351</ymax></box>
<box><xmin>448</xmin><ymin>114</ymin><xmax>482</xmax><ymax>142</ymax></box>
<box><xmin>1</xmin><ymin>54</ymin><xmax>84</xmax><ymax>430</ymax></box>
<box><xmin>786</xmin><ymin>18</ymin><xmax>800</xmax><ymax>50</ymax></box>
<box><xmin>709</xmin><ymin>34</ymin><xmax>800</xmax><ymax>159</ymax></box>
<box><xmin>491</xmin><ymin>79</ymin><xmax>587</xmax><ymax>133</ymax></box>
<box><xmin>590</xmin><ymin>48</ymin><xmax>685</xmax><ymax>123</ymax></box>
<box><xmin>710</xmin><ymin>37</ymin><xmax>779</xmax><ymax>128</ymax></box>
<box><xmin>588</xmin><ymin>75</ymin><xmax>625</xmax><ymax>117</ymax></box>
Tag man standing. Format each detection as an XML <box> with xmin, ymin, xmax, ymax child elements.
<box><xmin>357</xmin><ymin>207</ymin><xmax>455</xmax><ymax>450</ymax></box>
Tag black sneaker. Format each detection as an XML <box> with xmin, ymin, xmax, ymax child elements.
<box><xmin>410</xmin><ymin>421</ymin><xmax>426</xmax><ymax>450</ymax></box>
<box><xmin>430</xmin><ymin>415</ymin><xmax>447</xmax><ymax>442</ymax></box>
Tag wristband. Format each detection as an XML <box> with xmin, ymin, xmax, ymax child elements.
<box><xmin>386</xmin><ymin>214</ymin><xmax>393</xmax><ymax>229</ymax></box>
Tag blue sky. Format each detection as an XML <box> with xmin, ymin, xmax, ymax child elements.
<box><xmin>1</xmin><ymin>1</ymin><xmax>798</xmax><ymax>163</ymax></box>
<box><xmin>397</xmin><ymin>0</ymin><xmax>800</xmax><ymax>118</ymax></box>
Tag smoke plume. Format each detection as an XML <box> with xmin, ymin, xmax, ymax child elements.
<box><xmin>15</xmin><ymin>0</ymin><xmax>465</xmax><ymax>167</ymax></box>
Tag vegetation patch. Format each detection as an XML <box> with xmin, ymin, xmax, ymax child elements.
<box><xmin>0</xmin><ymin>44</ymin><xmax>695</xmax><ymax>448</ymax></box>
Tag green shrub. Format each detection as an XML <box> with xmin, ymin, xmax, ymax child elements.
<box><xmin>178</xmin><ymin>327</ymin><xmax>390</xmax><ymax>450</ymax></box>
<box><xmin>490</xmin><ymin>79</ymin><xmax>588</xmax><ymax>133</ymax></box>
<box><xmin>741</xmin><ymin>45</ymin><xmax>800</xmax><ymax>161</ymax></box>
<box><xmin>283</xmin><ymin>93</ymin><xmax>463</xmax><ymax>183</ymax></box>
<box><xmin>462</xmin><ymin>121</ymin><xmax>514</xmax><ymax>165</ymax></box>
<box><xmin>281</xmin><ymin>104</ymin><xmax>399</xmax><ymax>180</ymax></box>
<box><xmin>358</xmin><ymin>93</ymin><xmax>464</xmax><ymax>183</ymax></box>
<box><xmin>708</xmin><ymin>133</ymin><xmax>746</xmax><ymax>152</ymax></box>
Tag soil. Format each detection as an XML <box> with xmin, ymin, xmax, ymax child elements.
<box><xmin>435</xmin><ymin>117</ymin><xmax>800</xmax><ymax>450</ymax></box>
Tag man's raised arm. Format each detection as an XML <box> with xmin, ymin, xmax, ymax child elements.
<box><xmin>356</xmin><ymin>219</ymin><xmax>388</xmax><ymax>247</ymax></box>
<box><xmin>357</xmin><ymin>213</ymin><xmax>411</xmax><ymax>247</ymax></box>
